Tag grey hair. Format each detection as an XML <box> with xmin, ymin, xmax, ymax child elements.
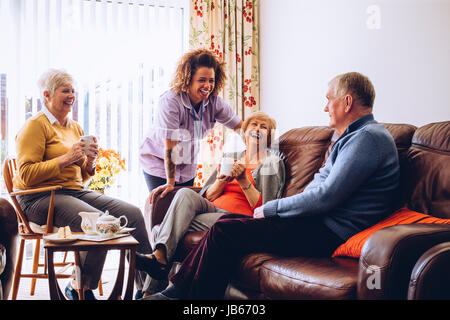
<box><xmin>38</xmin><ymin>69</ymin><xmax>74</xmax><ymax>105</ymax></box>
<box><xmin>332</xmin><ymin>72</ymin><xmax>375</xmax><ymax>109</ymax></box>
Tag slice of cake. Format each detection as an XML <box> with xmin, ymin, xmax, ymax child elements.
<box><xmin>57</xmin><ymin>226</ymin><xmax>73</xmax><ymax>239</ymax></box>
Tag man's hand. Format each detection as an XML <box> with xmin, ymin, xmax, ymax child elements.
<box><xmin>149</xmin><ymin>183</ymin><xmax>175</xmax><ymax>203</ymax></box>
<box><xmin>253</xmin><ymin>205</ymin><xmax>265</xmax><ymax>219</ymax></box>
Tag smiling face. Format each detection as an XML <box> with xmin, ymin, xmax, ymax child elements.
<box><xmin>187</xmin><ymin>67</ymin><xmax>215</xmax><ymax>107</ymax></box>
<box><xmin>45</xmin><ymin>83</ymin><xmax>76</xmax><ymax>118</ymax></box>
<box><xmin>244</xmin><ymin>117</ymin><xmax>270</xmax><ymax>149</ymax></box>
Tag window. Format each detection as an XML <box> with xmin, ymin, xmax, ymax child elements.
<box><xmin>0</xmin><ymin>0</ymin><xmax>189</xmax><ymax>209</ymax></box>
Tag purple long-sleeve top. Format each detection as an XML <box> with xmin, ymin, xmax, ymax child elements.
<box><xmin>139</xmin><ymin>90</ymin><xmax>241</xmax><ymax>183</ymax></box>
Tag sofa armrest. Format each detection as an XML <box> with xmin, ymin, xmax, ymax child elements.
<box><xmin>149</xmin><ymin>187</ymin><xmax>202</xmax><ymax>229</ymax></box>
<box><xmin>357</xmin><ymin>223</ymin><xmax>450</xmax><ymax>299</ymax></box>
<box><xmin>408</xmin><ymin>241</ymin><xmax>450</xmax><ymax>300</ymax></box>
<box><xmin>0</xmin><ymin>244</ymin><xmax>4</xmax><ymax>300</ymax></box>
<box><xmin>0</xmin><ymin>244</ymin><xmax>5</xmax><ymax>276</ymax></box>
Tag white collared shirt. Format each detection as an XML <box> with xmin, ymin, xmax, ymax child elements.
<box><xmin>41</xmin><ymin>105</ymin><xmax>72</xmax><ymax>127</ymax></box>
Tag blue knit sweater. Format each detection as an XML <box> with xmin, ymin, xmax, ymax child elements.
<box><xmin>263</xmin><ymin>114</ymin><xmax>400</xmax><ymax>241</ymax></box>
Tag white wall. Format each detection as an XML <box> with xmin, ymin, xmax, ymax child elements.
<box><xmin>260</xmin><ymin>0</ymin><xmax>450</xmax><ymax>135</ymax></box>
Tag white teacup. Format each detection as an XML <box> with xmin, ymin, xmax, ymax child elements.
<box><xmin>80</xmin><ymin>135</ymin><xmax>95</xmax><ymax>156</ymax></box>
<box><xmin>219</xmin><ymin>157</ymin><xmax>234</xmax><ymax>176</ymax></box>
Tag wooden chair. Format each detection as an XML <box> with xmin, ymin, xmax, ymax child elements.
<box><xmin>3</xmin><ymin>157</ymin><xmax>103</xmax><ymax>299</ymax></box>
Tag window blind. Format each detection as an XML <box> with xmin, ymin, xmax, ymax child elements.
<box><xmin>0</xmin><ymin>0</ymin><xmax>189</xmax><ymax>209</ymax></box>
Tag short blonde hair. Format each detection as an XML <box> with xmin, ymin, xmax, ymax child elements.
<box><xmin>241</xmin><ymin>111</ymin><xmax>277</xmax><ymax>148</ymax></box>
<box><xmin>38</xmin><ymin>69</ymin><xmax>74</xmax><ymax>105</ymax></box>
<box><xmin>170</xmin><ymin>48</ymin><xmax>227</xmax><ymax>97</ymax></box>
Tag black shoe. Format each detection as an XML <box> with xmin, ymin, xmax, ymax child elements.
<box><xmin>135</xmin><ymin>253</ymin><xmax>170</xmax><ymax>280</ymax></box>
<box><xmin>134</xmin><ymin>290</ymin><xmax>143</xmax><ymax>300</ymax></box>
<box><xmin>64</xmin><ymin>282</ymin><xmax>97</xmax><ymax>300</ymax></box>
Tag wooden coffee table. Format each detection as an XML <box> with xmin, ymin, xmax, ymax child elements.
<box><xmin>44</xmin><ymin>234</ymin><xmax>138</xmax><ymax>300</ymax></box>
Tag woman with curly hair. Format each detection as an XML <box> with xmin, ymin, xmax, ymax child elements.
<box><xmin>139</xmin><ymin>49</ymin><xmax>242</xmax><ymax>201</ymax></box>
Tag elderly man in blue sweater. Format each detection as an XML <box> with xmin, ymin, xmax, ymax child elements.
<box><xmin>146</xmin><ymin>72</ymin><xmax>400</xmax><ymax>300</ymax></box>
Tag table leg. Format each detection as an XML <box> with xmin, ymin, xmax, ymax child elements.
<box><xmin>124</xmin><ymin>248</ymin><xmax>136</xmax><ymax>300</ymax></box>
<box><xmin>46</xmin><ymin>249</ymin><xmax>65</xmax><ymax>300</ymax></box>
<box><xmin>108</xmin><ymin>249</ymin><xmax>125</xmax><ymax>300</ymax></box>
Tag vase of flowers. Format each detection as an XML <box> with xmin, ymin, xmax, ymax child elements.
<box><xmin>87</xmin><ymin>148</ymin><xmax>126</xmax><ymax>192</ymax></box>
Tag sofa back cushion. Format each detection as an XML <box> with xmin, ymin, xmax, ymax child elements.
<box><xmin>278</xmin><ymin>126</ymin><xmax>334</xmax><ymax>197</ymax></box>
<box><xmin>406</xmin><ymin>121</ymin><xmax>450</xmax><ymax>218</ymax></box>
<box><xmin>382</xmin><ymin>123</ymin><xmax>417</xmax><ymax>207</ymax></box>
<box><xmin>278</xmin><ymin>123</ymin><xmax>416</xmax><ymax>200</ymax></box>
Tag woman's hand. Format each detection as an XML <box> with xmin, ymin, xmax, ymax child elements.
<box><xmin>231</xmin><ymin>161</ymin><xmax>247</xmax><ymax>183</ymax></box>
<box><xmin>217</xmin><ymin>172</ymin><xmax>234</xmax><ymax>183</ymax></box>
<box><xmin>58</xmin><ymin>141</ymin><xmax>86</xmax><ymax>169</ymax></box>
<box><xmin>84</xmin><ymin>137</ymin><xmax>99</xmax><ymax>175</ymax></box>
<box><xmin>205</xmin><ymin>170</ymin><xmax>233</xmax><ymax>202</ymax></box>
<box><xmin>84</xmin><ymin>137</ymin><xmax>99</xmax><ymax>166</ymax></box>
<box><xmin>149</xmin><ymin>183</ymin><xmax>175</xmax><ymax>203</ymax></box>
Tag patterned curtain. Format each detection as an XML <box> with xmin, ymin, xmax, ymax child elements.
<box><xmin>190</xmin><ymin>0</ymin><xmax>260</xmax><ymax>187</ymax></box>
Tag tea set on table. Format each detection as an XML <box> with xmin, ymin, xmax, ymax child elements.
<box><xmin>78</xmin><ymin>210</ymin><xmax>135</xmax><ymax>240</ymax></box>
<box><xmin>45</xmin><ymin>211</ymin><xmax>135</xmax><ymax>243</ymax></box>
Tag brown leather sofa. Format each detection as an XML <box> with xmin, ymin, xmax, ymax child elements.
<box><xmin>150</xmin><ymin>121</ymin><xmax>450</xmax><ymax>300</ymax></box>
<box><xmin>0</xmin><ymin>198</ymin><xmax>18</xmax><ymax>300</ymax></box>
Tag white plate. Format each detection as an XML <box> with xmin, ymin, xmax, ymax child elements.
<box><xmin>76</xmin><ymin>233</ymin><xmax>129</xmax><ymax>242</ymax></box>
<box><xmin>44</xmin><ymin>233</ymin><xmax>78</xmax><ymax>244</ymax></box>
<box><xmin>117</xmin><ymin>227</ymin><xmax>136</xmax><ymax>234</ymax></box>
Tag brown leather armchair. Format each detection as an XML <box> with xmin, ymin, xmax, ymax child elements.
<box><xmin>0</xmin><ymin>198</ymin><xmax>18</xmax><ymax>300</ymax></box>
<box><xmin>408</xmin><ymin>241</ymin><xmax>450</xmax><ymax>299</ymax></box>
<box><xmin>149</xmin><ymin>121</ymin><xmax>450</xmax><ymax>300</ymax></box>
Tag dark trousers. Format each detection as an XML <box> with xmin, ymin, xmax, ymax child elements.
<box><xmin>170</xmin><ymin>213</ymin><xmax>344</xmax><ymax>299</ymax></box>
<box><xmin>143</xmin><ymin>171</ymin><xmax>195</xmax><ymax>192</ymax></box>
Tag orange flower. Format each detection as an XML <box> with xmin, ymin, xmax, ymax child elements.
<box><xmin>87</xmin><ymin>147</ymin><xmax>126</xmax><ymax>191</ymax></box>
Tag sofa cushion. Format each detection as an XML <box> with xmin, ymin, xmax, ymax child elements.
<box><xmin>181</xmin><ymin>235</ymin><xmax>360</xmax><ymax>300</ymax></box>
<box><xmin>249</xmin><ymin>255</ymin><xmax>359</xmax><ymax>299</ymax></box>
<box><xmin>332</xmin><ymin>207</ymin><xmax>450</xmax><ymax>258</ymax></box>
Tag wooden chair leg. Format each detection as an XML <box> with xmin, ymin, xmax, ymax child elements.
<box><xmin>30</xmin><ymin>238</ymin><xmax>41</xmax><ymax>295</ymax></box>
<box><xmin>11</xmin><ymin>239</ymin><xmax>25</xmax><ymax>300</ymax></box>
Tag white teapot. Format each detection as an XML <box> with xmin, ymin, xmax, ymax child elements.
<box><xmin>95</xmin><ymin>210</ymin><xmax>128</xmax><ymax>238</ymax></box>
<box><xmin>79</xmin><ymin>211</ymin><xmax>101</xmax><ymax>235</ymax></box>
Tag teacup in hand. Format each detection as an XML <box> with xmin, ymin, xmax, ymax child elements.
<box><xmin>96</xmin><ymin>210</ymin><xmax>128</xmax><ymax>238</ymax></box>
<box><xmin>79</xmin><ymin>135</ymin><xmax>95</xmax><ymax>156</ymax></box>
<box><xmin>219</xmin><ymin>156</ymin><xmax>234</xmax><ymax>176</ymax></box>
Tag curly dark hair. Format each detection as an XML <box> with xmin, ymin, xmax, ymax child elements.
<box><xmin>170</xmin><ymin>48</ymin><xmax>227</xmax><ymax>96</ymax></box>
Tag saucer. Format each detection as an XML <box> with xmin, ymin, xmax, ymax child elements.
<box><xmin>76</xmin><ymin>233</ymin><xmax>129</xmax><ymax>242</ymax></box>
<box><xmin>117</xmin><ymin>227</ymin><xmax>136</xmax><ymax>234</ymax></box>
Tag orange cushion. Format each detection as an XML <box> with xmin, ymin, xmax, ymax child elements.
<box><xmin>332</xmin><ymin>207</ymin><xmax>450</xmax><ymax>258</ymax></box>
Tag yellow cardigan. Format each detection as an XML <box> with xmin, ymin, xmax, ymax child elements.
<box><xmin>14</xmin><ymin>112</ymin><xmax>93</xmax><ymax>190</ymax></box>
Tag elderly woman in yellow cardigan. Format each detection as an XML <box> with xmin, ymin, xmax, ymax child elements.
<box><xmin>14</xmin><ymin>68</ymin><xmax>152</xmax><ymax>300</ymax></box>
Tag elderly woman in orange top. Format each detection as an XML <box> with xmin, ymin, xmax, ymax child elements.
<box><xmin>14</xmin><ymin>69</ymin><xmax>153</xmax><ymax>300</ymax></box>
<box><xmin>135</xmin><ymin>111</ymin><xmax>285</xmax><ymax>295</ymax></box>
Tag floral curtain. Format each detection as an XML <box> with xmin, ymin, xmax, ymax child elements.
<box><xmin>190</xmin><ymin>0</ymin><xmax>260</xmax><ymax>187</ymax></box>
